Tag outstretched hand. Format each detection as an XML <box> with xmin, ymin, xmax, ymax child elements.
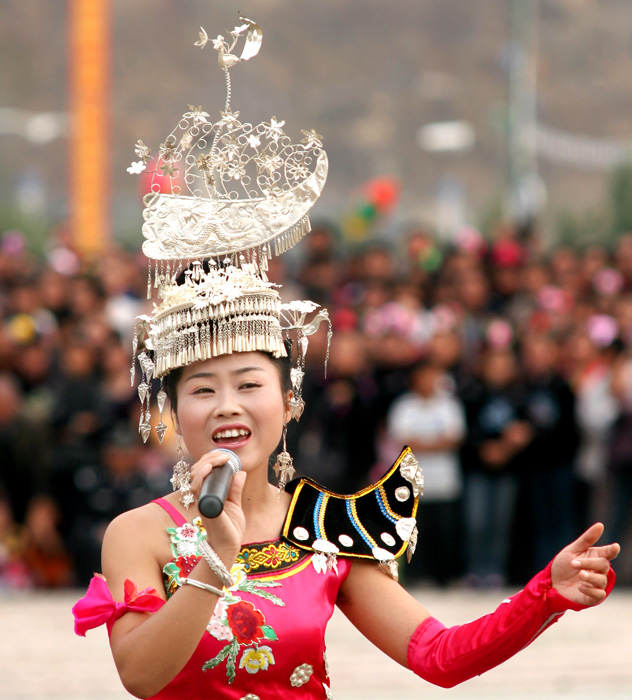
<box><xmin>551</xmin><ymin>523</ymin><xmax>620</xmax><ymax>607</ymax></box>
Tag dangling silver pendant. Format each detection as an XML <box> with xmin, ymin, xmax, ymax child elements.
<box><xmin>273</xmin><ymin>425</ymin><xmax>295</xmax><ymax>495</ymax></box>
<box><xmin>273</xmin><ymin>450</ymin><xmax>295</xmax><ymax>495</ymax></box>
<box><xmin>171</xmin><ymin>453</ymin><xmax>193</xmax><ymax>509</ymax></box>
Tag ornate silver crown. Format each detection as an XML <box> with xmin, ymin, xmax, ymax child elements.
<box><xmin>129</xmin><ymin>17</ymin><xmax>328</xmax><ymax>276</ymax></box>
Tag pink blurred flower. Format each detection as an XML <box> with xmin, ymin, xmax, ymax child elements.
<box><xmin>586</xmin><ymin>314</ymin><xmax>619</xmax><ymax>347</ymax></box>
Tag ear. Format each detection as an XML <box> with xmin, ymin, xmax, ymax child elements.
<box><xmin>283</xmin><ymin>389</ymin><xmax>294</xmax><ymax>425</ymax></box>
<box><xmin>171</xmin><ymin>408</ymin><xmax>182</xmax><ymax>436</ymax></box>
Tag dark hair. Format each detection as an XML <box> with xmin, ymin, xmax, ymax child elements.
<box><xmin>163</xmin><ymin>344</ymin><xmax>292</xmax><ymax>416</ymax></box>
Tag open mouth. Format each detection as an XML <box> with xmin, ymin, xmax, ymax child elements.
<box><xmin>212</xmin><ymin>427</ymin><xmax>251</xmax><ymax>445</ymax></box>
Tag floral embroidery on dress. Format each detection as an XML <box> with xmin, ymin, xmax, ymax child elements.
<box><xmin>162</xmin><ymin>518</ymin><xmax>285</xmax><ymax>684</ymax></box>
<box><xmin>202</xmin><ymin>563</ymin><xmax>284</xmax><ymax>683</ymax></box>
<box><xmin>237</xmin><ymin>541</ymin><xmax>301</xmax><ymax>574</ymax></box>
<box><xmin>163</xmin><ymin>519</ymin><xmax>207</xmax><ymax>596</ymax></box>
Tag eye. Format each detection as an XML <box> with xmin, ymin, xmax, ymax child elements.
<box><xmin>192</xmin><ymin>386</ymin><xmax>214</xmax><ymax>394</ymax></box>
<box><xmin>239</xmin><ymin>381</ymin><xmax>261</xmax><ymax>390</ymax></box>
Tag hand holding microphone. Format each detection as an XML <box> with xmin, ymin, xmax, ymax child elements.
<box><xmin>199</xmin><ymin>448</ymin><xmax>242</xmax><ymax>518</ymax></box>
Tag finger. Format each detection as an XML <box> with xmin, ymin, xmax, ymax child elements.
<box><xmin>602</xmin><ymin>542</ymin><xmax>621</xmax><ymax>561</ymax></box>
<box><xmin>579</xmin><ymin>584</ymin><xmax>608</xmax><ymax>606</ymax></box>
<box><xmin>190</xmin><ymin>450</ymin><xmax>231</xmax><ymax>490</ymax></box>
<box><xmin>571</xmin><ymin>557</ymin><xmax>610</xmax><ymax>574</ymax></box>
<box><xmin>577</xmin><ymin>542</ymin><xmax>621</xmax><ymax>562</ymax></box>
<box><xmin>578</xmin><ymin>569</ymin><xmax>609</xmax><ymax>590</ymax></box>
<box><xmin>226</xmin><ymin>470</ymin><xmax>247</xmax><ymax>509</ymax></box>
<box><xmin>566</xmin><ymin>522</ymin><xmax>604</xmax><ymax>554</ymax></box>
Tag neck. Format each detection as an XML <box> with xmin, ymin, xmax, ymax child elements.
<box><xmin>240</xmin><ymin>459</ymin><xmax>290</xmax><ymax>542</ymax></box>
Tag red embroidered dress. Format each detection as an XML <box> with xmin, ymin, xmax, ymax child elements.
<box><xmin>74</xmin><ymin>497</ymin><xmax>351</xmax><ymax>700</ymax></box>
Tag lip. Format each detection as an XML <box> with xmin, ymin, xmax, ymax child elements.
<box><xmin>211</xmin><ymin>423</ymin><xmax>252</xmax><ymax>449</ymax></box>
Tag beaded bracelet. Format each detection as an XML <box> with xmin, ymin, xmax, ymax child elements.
<box><xmin>198</xmin><ymin>539</ymin><xmax>235</xmax><ymax>589</ymax></box>
<box><xmin>181</xmin><ymin>577</ymin><xmax>224</xmax><ymax>597</ymax></box>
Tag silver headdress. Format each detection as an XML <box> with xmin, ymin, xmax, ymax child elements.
<box><xmin>130</xmin><ymin>16</ymin><xmax>331</xmax><ymax>444</ymax></box>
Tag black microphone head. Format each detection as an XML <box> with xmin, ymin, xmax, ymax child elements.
<box><xmin>215</xmin><ymin>448</ymin><xmax>241</xmax><ymax>474</ymax></box>
<box><xmin>198</xmin><ymin>493</ymin><xmax>224</xmax><ymax>518</ymax></box>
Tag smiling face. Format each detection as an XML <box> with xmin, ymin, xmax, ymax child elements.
<box><xmin>173</xmin><ymin>352</ymin><xmax>291</xmax><ymax>473</ymax></box>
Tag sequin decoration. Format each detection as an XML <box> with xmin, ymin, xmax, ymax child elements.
<box><xmin>290</xmin><ymin>663</ymin><xmax>314</xmax><ymax>687</ymax></box>
<box><xmin>399</xmin><ymin>452</ymin><xmax>423</xmax><ymax>497</ymax></box>
<box><xmin>395</xmin><ymin>517</ymin><xmax>417</xmax><ymax>542</ymax></box>
<box><xmin>380</xmin><ymin>532</ymin><xmax>396</xmax><ymax>547</ymax></box>
<box><xmin>395</xmin><ymin>486</ymin><xmax>410</xmax><ymax>502</ymax></box>
<box><xmin>338</xmin><ymin>534</ymin><xmax>353</xmax><ymax>548</ymax></box>
<box><xmin>293</xmin><ymin>526</ymin><xmax>309</xmax><ymax>541</ymax></box>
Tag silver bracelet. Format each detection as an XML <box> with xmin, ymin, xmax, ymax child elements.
<box><xmin>181</xmin><ymin>577</ymin><xmax>224</xmax><ymax>597</ymax></box>
<box><xmin>198</xmin><ymin>539</ymin><xmax>235</xmax><ymax>589</ymax></box>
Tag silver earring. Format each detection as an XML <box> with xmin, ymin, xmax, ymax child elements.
<box><xmin>171</xmin><ymin>444</ymin><xmax>194</xmax><ymax>509</ymax></box>
<box><xmin>273</xmin><ymin>425</ymin><xmax>295</xmax><ymax>495</ymax></box>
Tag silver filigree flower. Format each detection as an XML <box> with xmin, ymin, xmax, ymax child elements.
<box><xmin>159</xmin><ymin>137</ymin><xmax>178</xmax><ymax>162</ymax></box>
<box><xmin>179</xmin><ymin>131</ymin><xmax>194</xmax><ymax>150</ymax></box>
<box><xmin>196</xmin><ymin>153</ymin><xmax>215</xmax><ymax>172</ymax></box>
<box><xmin>127</xmin><ymin>161</ymin><xmax>146</xmax><ymax>175</ymax></box>
<box><xmin>159</xmin><ymin>161</ymin><xmax>178</xmax><ymax>178</ymax></box>
<box><xmin>262</xmin><ymin>117</ymin><xmax>286</xmax><ymax>142</ymax></box>
<box><xmin>212</xmin><ymin>34</ymin><xmax>226</xmax><ymax>51</ymax></box>
<box><xmin>184</xmin><ymin>105</ymin><xmax>210</xmax><ymax>125</ymax></box>
<box><xmin>221</xmin><ymin>134</ymin><xmax>240</xmax><ymax>160</ymax></box>
<box><xmin>301</xmin><ymin>128</ymin><xmax>323</xmax><ymax>148</ymax></box>
<box><xmin>194</xmin><ymin>26</ymin><xmax>209</xmax><ymax>49</ymax></box>
<box><xmin>246</xmin><ymin>134</ymin><xmax>261</xmax><ymax>149</ymax></box>
<box><xmin>219</xmin><ymin>109</ymin><xmax>241</xmax><ymax>128</ymax></box>
<box><xmin>286</xmin><ymin>159</ymin><xmax>310</xmax><ymax>181</ymax></box>
<box><xmin>134</xmin><ymin>139</ymin><xmax>151</xmax><ymax>162</ymax></box>
<box><xmin>224</xmin><ymin>158</ymin><xmax>246</xmax><ymax>180</ymax></box>
<box><xmin>255</xmin><ymin>149</ymin><xmax>283</xmax><ymax>174</ymax></box>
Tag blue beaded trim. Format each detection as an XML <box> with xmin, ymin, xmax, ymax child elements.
<box><xmin>375</xmin><ymin>488</ymin><xmax>398</xmax><ymax>524</ymax></box>
<box><xmin>345</xmin><ymin>499</ymin><xmax>374</xmax><ymax>549</ymax></box>
<box><xmin>313</xmin><ymin>492</ymin><xmax>325</xmax><ymax>540</ymax></box>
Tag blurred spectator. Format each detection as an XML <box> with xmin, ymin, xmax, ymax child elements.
<box><xmin>0</xmin><ymin>491</ymin><xmax>32</xmax><ymax>590</ymax></box>
<box><xmin>53</xmin><ymin>425</ymin><xmax>170</xmax><ymax>586</ymax></box>
<box><xmin>49</xmin><ymin>335</ymin><xmax>108</xmax><ymax>469</ymax></box>
<box><xmin>460</xmin><ymin>345</ymin><xmax>530</xmax><ymax>587</ymax></box>
<box><xmin>605</xmin><ymin>346</ymin><xmax>632</xmax><ymax>584</ymax></box>
<box><xmin>0</xmin><ymin>372</ymin><xmax>49</xmax><ymax>524</ymax></box>
<box><xmin>22</xmin><ymin>495</ymin><xmax>73</xmax><ymax>588</ymax></box>
<box><xmin>386</xmin><ymin>359</ymin><xmax>466</xmax><ymax>586</ymax></box>
<box><xmin>2</xmin><ymin>215</ymin><xmax>632</xmax><ymax>588</ymax></box>
<box><xmin>520</xmin><ymin>333</ymin><xmax>579</xmax><ymax>570</ymax></box>
<box><xmin>295</xmin><ymin>329</ymin><xmax>380</xmax><ymax>492</ymax></box>
<box><xmin>100</xmin><ymin>331</ymin><xmax>138</xmax><ymax>430</ymax></box>
<box><xmin>566</xmin><ymin>327</ymin><xmax>619</xmax><ymax>529</ymax></box>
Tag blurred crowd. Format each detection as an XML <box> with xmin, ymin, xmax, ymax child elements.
<box><xmin>1</xmin><ymin>219</ymin><xmax>631</xmax><ymax>591</ymax></box>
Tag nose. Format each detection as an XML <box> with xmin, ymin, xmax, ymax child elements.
<box><xmin>212</xmin><ymin>387</ymin><xmax>242</xmax><ymax>417</ymax></box>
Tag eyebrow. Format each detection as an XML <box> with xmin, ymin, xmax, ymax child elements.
<box><xmin>184</xmin><ymin>366</ymin><xmax>266</xmax><ymax>382</ymax></box>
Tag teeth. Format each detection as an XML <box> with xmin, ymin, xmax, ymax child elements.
<box><xmin>214</xmin><ymin>428</ymin><xmax>250</xmax><ymax>439</ymax></box>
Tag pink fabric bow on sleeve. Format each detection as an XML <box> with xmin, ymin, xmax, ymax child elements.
<box><xmin>73</xmin><ymin>575</ymin><xmax>165</xmax><ymax>636</ymax></box>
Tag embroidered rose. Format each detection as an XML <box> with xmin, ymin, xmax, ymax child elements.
<box><xmin>227</xmin><ymin>601</ymin><xmax>266</xmax><ymax>645</ymax></box>
<box><xmin>239</xmin><ymin>646</ymin><xmax>275</xmax><ymax>674</ymax></box>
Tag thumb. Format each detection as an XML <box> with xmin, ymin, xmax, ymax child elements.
<box><xmin>227</xmin><ymin>469</ymin><xmax>247</xmax><ymax>509</ymax></box>
<box><xmin>567</xmin><ymin>522</ymin><xmax>604</xmax><ymax>554</ymax></box>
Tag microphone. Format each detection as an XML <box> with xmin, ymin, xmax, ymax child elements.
<box><xmin>198</xmin><ymin>448</ymin><xmax>242</xmax><ymax>518</ymax></box>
